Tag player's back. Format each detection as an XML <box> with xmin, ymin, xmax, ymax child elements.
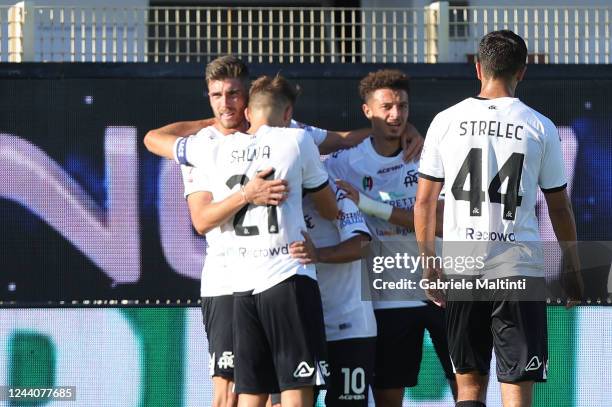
<box><xmin>207</xmin><ymin>125</ymin><xmax>329</xmax><ymax>293</ymax></box>
<box><xmin>420</xmin><ymin>97</ymin><xmax>567</xmax><ymax>276</ymax></box>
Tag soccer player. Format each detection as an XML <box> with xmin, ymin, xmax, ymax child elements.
<box><xmin>176</xmin><ymin>74</ymin><xmax>338</xmax><ymax>407</ymax></box>
<box><xmin>415</xmin><ymin>30</ymin><xmax>583</xmax><ymax>407</ymax></box>
<box><xmin>289</xmin><ymin>180</ymin><xmax>376</xmax><ymax>406</ymax></box>
<box><xmin>328</xmin><ymin>69</ymin><xmax>456</xmax><ymax>406</ymax></box>
<box><xmin>148</xmin><ymin>56</ymin><xmax>290</xmax><ymax>407</ymax></box>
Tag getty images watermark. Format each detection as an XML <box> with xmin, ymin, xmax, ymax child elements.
<box><xmin>360</xmin><ymin>240</ymin><xmax>611</xmax><ymax>302</ymax></box>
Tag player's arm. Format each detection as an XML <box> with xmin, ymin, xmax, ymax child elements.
<box><xmin>306</xmin><ymin>184</ymin><xmax>338</xmax><ymax>221</ymax></box>
<box><xmin>318</xmin><ymin>122</ymin><xmax>424</xmax><ymax>161</ymax></box>
<box><xmin>544</xmin><ymin>189</ymin><xmax>583</xmax><ymax>306</ymax></box>
<box><xmin>539</xmin><ymin>120</ymin><xmax>583</xmax><ymax>307</ymax></box>
<box><xmin>143</xmin><ymin>118</ymin><xmax>215</xmax><ymax>159</ymax></box>
<box><xmin>414</xmin><ymin>178</ymin><xmax>445</xmax><ymax>248</ymax></box>
<box><xmin>190</xmin><ymin>168</ymin><xmax>288</xmax><ymax>235</ymax></box>
<box><xmin>291</xmin><ymin>232</ymin><xmax>370</xmax><ymax>265</ymax></box>
<box><xmin>185</xmin><ymin>191</ymin><xmax>214</xmax><ymax>235</ymax></box>
<box><xmin>335</xmin><ymin>179</ymin><xmax>443</xmax><ymax>235</ymax></box>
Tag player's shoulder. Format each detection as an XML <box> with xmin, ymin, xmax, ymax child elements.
<box><xmin>514</xmin><ymin>101</ymin><xmax>557</xmax><ymax>134</ymax></box>
<box><xmin>326</xmin><ymin>140</ymin><xmax>363</xmax><ymax>164</ymax></box>
<box><xmin>436</xmin><ymin>98</ymin><xmax>474</xmax><ymax>121</ymax></box>
<box><xmin>193</xmin><ymin>125</ymin><xmax>223</xmax><ymax>140</ymax></box>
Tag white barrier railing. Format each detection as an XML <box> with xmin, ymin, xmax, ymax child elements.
<box><xmin>2</xmin><ymin>2</ymin><xmax>611</xmax><ymax>64</ymax></box>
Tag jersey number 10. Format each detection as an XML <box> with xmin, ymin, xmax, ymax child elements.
<box><xmin>451</xmin><ymin>148</ymin><xmax>524</xmax><ymax>221</ymax></box>
<box><xmin>226</xmin><ymin>172</ymin><xmax>280</xmax><ymax>236</ymax></box>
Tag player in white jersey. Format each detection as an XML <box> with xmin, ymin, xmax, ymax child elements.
<box><xmin>144</xmin><ymin>56</ymin><xmax>424</xmax><ymax>407</ymax></box>
<box><xmin>289</xmin><ymin>179</ymin><xmax>376</xmax><ymax>406</ymax></box>
<box><xmin>146</xmin><ymin>56</ymin><xmax>293</xmax><ymax>407</ymax></box>
<box><xmin>415</xmin><ymin>31</ymin><xmax>583</xmax><ymax>407</ymax></box>
<box><xmin>328</xmin><ymin>70</ymin><xmax>457</xmax><ymax>406</ymax></box>
<box><xmin>176</xmin><ymin>75</ymin><xmax>338</xmax><ymax>407</ymax></box>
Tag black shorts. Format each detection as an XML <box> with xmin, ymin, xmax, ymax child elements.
<box><xmin>233</xmin><ymin>275</ymin><xmax>328</xmax><ymax>394</ymax></box>
<box><xmin>445</xmin><ymin>299</ymin><xmax>548</xmax><ymax>383</ymax></box>
<box><xmin>201</xmin><ymin>295</ymin><xmax>234</xmax><ymax>380</ymax></box>
<box><xmin>373</xmin><ymin>303</ymin><xmax>455</xmax><ymax>389</ymax></box>
<box><xmin>325</xmin><ymin>337</ymin><xmax>376</xmax><ymax>406</ymax></box>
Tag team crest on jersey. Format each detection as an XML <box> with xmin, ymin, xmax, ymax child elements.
<box><xmin>403</xmin><ymin>170</ymin><xmax>418</xmax><ymax>188</ymax></box>
<box><xmin>217</xmin><ymin>351</ymin><xmax>234</xmax><ymax>370</ymax></box>
<box><xmin>362</xmin><ymin>176</ymin><xmax>374</xmax><ymax>191</ymax></box>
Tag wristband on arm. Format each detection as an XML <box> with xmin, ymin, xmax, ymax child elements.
<box><xmin>358</xmin><ymin>192</ymin><xmax>393</xmax><ymax>221</ymax></box>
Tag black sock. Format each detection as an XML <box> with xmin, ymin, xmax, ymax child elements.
<box><xmin>456</xmin><ymin>401</ymin><xmax>486</xmax><ymax>407</ymax></box>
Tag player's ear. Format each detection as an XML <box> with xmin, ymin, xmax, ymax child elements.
<box><xmin>244</xmin><ymin>107</ymin><xmax>251</xmax><ymax>124</ymax></box>
<box><xmin>475</xmin><ymin>61</ymin><xmax>483</xmax><ymax>81</ymax></box>
<box><xmin>362</xmin><ymin>103</ymin><xmax>372</xmax><ymax>120</ymax></box>
<box><xmin>516</xmin><ymin>66</ymin><xmax>527</xmax><ymax>82</ymax></box>
<box><xmin>283</xmin><ymin>105</ymin><xmax>293</xmax><ymax>124</ymax></box>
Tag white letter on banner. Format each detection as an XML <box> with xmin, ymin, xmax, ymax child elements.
<box><xmin>0</xmin><ymin>128</ymin><xmax>140</xmax><ymax>283</ymax></box>
<box><xmin>158</xmin><ymin>160</ymin><xmax>205</xmax><ymax>280</ymax></box>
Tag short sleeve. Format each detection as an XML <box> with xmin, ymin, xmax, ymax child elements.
<box><xmin>297</xmin><ymin>130</ymin><xmax>329</xmax><ymax>191</ymax></box>
<box><xmin>173</xmin><ymin>131</ymin><xmax>215</xmax><ymax>168</ymax></box>
<box><xmin>323</xmin><ymin>149</ymin><xmax>349</xmax><ymax>181</ymax></box>
<box><xmin>290</xmin><ymin>119</ymin><xmax>328</xmax><ymax>147</ymax></box>
<box><xmin>180</xmin><ymin>165</ymin><xmax>211</xmax><ymax>198</ymax></box>
<box><xmin>418</xmin><ymin>114</ymin><xmax>446</xmax><ymax>182</ymax></box>
<box><xmin>538</xmin><ymin>122</ymin><xmax>568</xmax><ymax>192</ymax></box>
<box><xmin>334</xmin><ymin>183</ymin><xmax>371</xmax><ymax>242</ymax></box>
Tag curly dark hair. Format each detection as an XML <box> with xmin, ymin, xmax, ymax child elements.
<box><xmin>477</xmin><ymin>30</ymin><xmax>527</xmax><ymax>79</ymax></box>
<box><xmin>358</xmin><ymin>69</ymin><xmax>410</xmax><ymax>101</ymax></box>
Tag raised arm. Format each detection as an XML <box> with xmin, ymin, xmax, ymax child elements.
<box><xmin>143</xmin><ymin>118</ymin><xmax>215</xmax><ymax>159</ymax></box>
<box><xmin>318</xmin><ymin>122</ymin><xmax>424</xmax><ymax>161</ymax></box>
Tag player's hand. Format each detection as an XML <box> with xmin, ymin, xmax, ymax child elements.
<box><xmin>561</xmin><ymin>268</ymin><xmax>584</xmax><ymax>309</ymax></box>
<box><xmin>243</xmin><ymin>167</ymin><xmax>289</xmax><ymax>206</ymax></box>
<box><xmin>289</xmin><ymin>231</ymin><xmax>319</xmax><ymax>264</ymax></box>
<box><xmin>423</xmin><ymin>266</ymin><xmax>446</xmax><ymax>308</ymax></box>
<box><xmin>335</xmin><ymin>179</ymin><xmax>359</xmax><ymax>204</ymax></box>
<box><xmin>401</xmin><ymin>123</ymin><xmax>424</xmax><ymax>162</ymax></box>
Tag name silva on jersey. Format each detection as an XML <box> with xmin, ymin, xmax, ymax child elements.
<box><xmin>231</xmin><ymin>145</ymin><xmax>272</xmax><ymax>163</ymax></box>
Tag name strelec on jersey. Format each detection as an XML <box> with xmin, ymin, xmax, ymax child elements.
<box><xmin>459</xmin><ymin>120</ymin><xmax>524</xmax><ymax>140</ymax></box>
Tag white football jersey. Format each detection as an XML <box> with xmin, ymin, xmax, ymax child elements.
<box><xmin>175</xmin><ymin>123</ymin><xmax>327</xmax><ymax>296</ymax></box>
<box><xmin>179</xmin><ymin>126</ymin><xmax>231</xmax><ymax>297</ymax></box>
<box><xmin>325</xmin><ymin>138</ymin><xmax>427</xmax><ymax>310</ymax></box>
<box><xmin>419</xmin><ymin>97</ymin><xmax>567</xmax><ymax>278</ymax></box>
<box><xmin>303</xmin><ymin>184</ymin><xmax>377</xmax><ymax>341</ymax></box>
<box><xmin>177</xmin><ymin>125</ymin><xmax>329</xmax><ymax>294</ymax></box>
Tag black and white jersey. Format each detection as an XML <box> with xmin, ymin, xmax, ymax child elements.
<box><xmin>325</xmin><ymin>138</ymin><xmax>426</xmax><ymax>310</ymax></box>
<box><xmin>179</xmin><ymin>126</ymin><xmax>231</xmax><ymax>297</ymax></box>
<box><xmin>176</xmin><ymin>123</ymin><xmax>327</xmax><ymax>296</ymax></box>
<box><xmin>177</xmin><ymin>125</ymin><xmax>329</xmax><ymax>293</ymax></box>
<box><xmin>419</xmin><ymin>97</ymin><xmax>567</xmax><ymax>278</ymax></box>
<box><xmin>303</xmin><ymin>183</ymin><xmax>377</xmax><ymax>341</ymax></box>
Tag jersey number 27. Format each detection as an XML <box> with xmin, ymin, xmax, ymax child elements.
<box><xmin>226</xmin><ymin>172</ymin><xmax>279</xmax><ymax>236</ymax></box>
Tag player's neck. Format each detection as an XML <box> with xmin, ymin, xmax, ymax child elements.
<box><xmin>214</xmin><ymin>121</ymin><xmax>249</xmax><ymax>136</ymax></box>
<box><xmin>370</xmin><ymin>134</ymin><xmax>401</xmax><ymax>157</ymax></box>
<box><xmin>478</xmin><ymin>79</ymin><xmax>517</xmax><ymax>99</ymax></box>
